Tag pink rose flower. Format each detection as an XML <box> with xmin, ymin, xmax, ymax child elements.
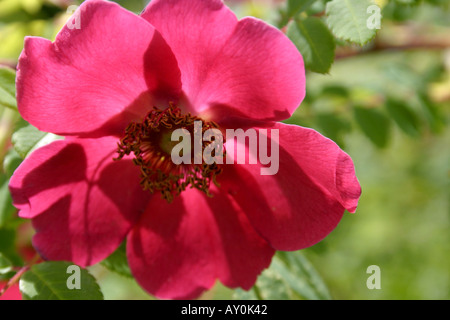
<box><xmin>9</xmin><ymin>0</ymin><xmax>361</xmax><ymax>299</ymax></box>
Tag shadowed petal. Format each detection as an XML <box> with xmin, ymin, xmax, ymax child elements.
<box><xmin>127</xmin><ymin>187</ymin><xmax>274</xmax><ymax>299</ymax></box>
<box><xmin>9</xmin><ymin>136</ymin><xmax>149</xmax><ymax>266</ymax></box>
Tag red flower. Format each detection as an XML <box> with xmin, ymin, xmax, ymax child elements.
<box><xmin>9</xmin><ymin>0</ymin><xmax>361</xmax><ymax>299</ymax></box>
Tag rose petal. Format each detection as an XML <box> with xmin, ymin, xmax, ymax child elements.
<box><xmin>16</xmin><ymin>0</ymin><xmax>181</xmax><ymax>137</ymax></box>
<box><xmin>220</xmin><ymin>122</ymin><xmax>361</xmax><ymax>250</ymax></box>
<box><xmin>9</xmin><ymin>136</ymin><xmax>149</xmax><ymax>266</ymax></box>
<box><xmin>127</xmin><ymin>187</ymin><xmax>274</xmax><ymax>299</ymax></box>
<box><xmin>142</xmin><ymin>0</ymin><xmax>305</xmax><ymax>122</ymax></box>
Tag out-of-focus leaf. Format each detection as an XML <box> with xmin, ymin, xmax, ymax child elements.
<box><xmin>110</xmin><ymin>0</ymin><xmax>148</xmax><ymax>13</ymax></box>
<box><xmin>417</xmin><ymin>93</ymin><xmax>446</xmax><ymax>134</ymax></box>
<box><xmin>287</xmin><ymin>17</ymin><xmax>335</xmax><ymax>74</ymax></box>
<box><xmin>354</xmin><ymin>106</ymin><xmax>391</xmax><ymax>148</ymax></box>
<box><xmin>11</xmin><ymin>124</ymin><xmax>61</xmax><ymax>159</ymax></box>
<box><xmin>101</xmin><ymin>242</ymin><xmax>132</xmax><ymax>278</ymax></box>
<box><xmin>0</xmin><ymin>228</ymin><xmax>22</xmax><ymax>271</ymax></box>
<box><xmin>0</xmin><ymin>149</ymin><xmax>20</xmax><ymax>228</ymax></box>
<box><xmin>0</xmin><ymin>0</ymin><xmax>62</xmax><ymax>23</ymax></box>
<box><xmin>316</xmin><ymin>113</ymin><xmax>352</xmax><ymax>147</ymax></box>
<box><xmin>0</xmin><ymin>67</ymin><xmax>17</xmax><ymax>111</ymax></box>
<box><xmin>326</xmin><ymin>0</ymin><xmax>378</xmax><ymax>45</ymax></box>
<box><xmin>382</xmin><ymin>62</ymin><xmax>424</xmax><ymax>91</ymax></box>
<box><xmin>385</xmin><ymin>98</ymin><xmax>421</xmax><ymax>137</ymax></box>
<box><xmin>3</xmin><ymin>148</ymin><xmax>22</xmax><ymax>179</ymax></box>
<box><xmin>234</xmin><ymin>251</ymin><xmax>331</xmax><ymax>300</ymax></box>
<box><xmin>321</xmin><ymin>85</ymin><xmax>350</xmax><ymax>98</ymax></box>
<box><xmin>20</xmin><ymin>261</ymin><xmax>104</xmax><ymax>300</ymax></box>
<box><xmin>287</xmin><ymin>0</ymin><xmax>316</xmax><ymax>16</ymax></box>
<box><xmin>0</xmin><ymin>174</ymin><xmax>15</xmax><ymax>228</ymax></box>
<box><xmin>394</xmin><ymin>0</ymin><xmax>421</xmax><ymax>5</ymax></box>
<box><xmin>278</xmin><ymin>0</ymin><xmax>316</xmax><ymax>27</ymax></box>
<box><xmin>0</xmin><ymin>252</ymin><xmax>13</xmax><ymax>275</ymax></box>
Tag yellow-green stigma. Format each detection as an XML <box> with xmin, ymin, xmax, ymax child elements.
<box><xmin>114</xmin><ymin>103</ymin><xmax>224</xmax><ymax>203</ymax></box>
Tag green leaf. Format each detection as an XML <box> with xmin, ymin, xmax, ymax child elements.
<box><xmin>3</xmin><ymin>148</ymin><xmax>22</xmax><ymax>178</ymax></box>
<box><xmin>234</xmin><ymin>251</ymin><xmax>331</xmax><ymax>300</ymax></box>
<box><xmin>110</xmin><ymin>0</ymin><xmax>148</xmax><ymax>13</ymax></box>
<box><xmin>20</xmin><ymin>261</ymin><xmax>104</xmax><ymax>300</ymax></box>
<box><xmin>0</xmin><ymin>228</ymin><xmax>22</xmax><ymax>270</ymax></box>
<box><xmin>0</xmin><ymin>252</ymin><xmax>13</xmax><ymax>275</ymax></box>
<box><xmin>278</xmin><ymin>0</ymin><xmax>316</xmax><ymax>27</ymax></box>
<box><xmin>0</xmin><ymin>67</ymin><xmax>17</xmax><ymax>110</ymax></box>
<box><xmin>0</xmin><ymin>174</ymin><xmax>15</xmax><ymax>228</ymax></box>
<box><xmin>385</xmin><ymin>98</ymin><xmax>421</xmax><ymax>138</ymax></box>
<box><xmin>417</xmin><ymin>93</ymin><xmax>446</xmax><ymax>134</ymax></box>
<box><xmin>326</xmin><ymin>0</ymin><xmax>378</xmax><ymax>45</ymax></box>
<box><xmin>11</xmin><ymin>124</ymin><xmax>62</xmax><ymax>159</ymax></box>
<box><xmin>320</xmin><ymin>85</ymin><xmax>350</xmax><ymax>98</ymax></box>
<box><xmin>354</xmin><ymin>106</ymin><xmax>391</xmax><ymax>148</ymax></box>
<box><xmin>101</xmin><ymin>242</ymin><xmax>132</xmax><ymax>278</ymax></box>
<box><xmin>288</xmin><ymin>0</ymin><xmax>316</xmax><ymax>16</ymax></box>
<box><xmin>287</xmin><ymin>17</ymin><xmax>335</xmax><ymax>74</ymax></box>
<box><xmin>315</xmin><ymin>113</ymin><xmax>352</xmax><ymax>148</ymax></box>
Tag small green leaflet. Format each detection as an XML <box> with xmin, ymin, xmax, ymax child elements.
<box><xmin>234</xmin><ymin>251</ymin><xmax>331</xmax><ymax>300</ymax></box>
<box><xmin>0</xmin><ymin>228</ymin><xmax>23</xmax><ymax>270</ymax></box>
<box><xmin>326</xmin><ymin>0</ymin><xmax>378</xmax><ymax>45</ymax></box>
<box><xmin>0</xmin><ymin>149</ymin><xmax>22</xmax><ymax>227</ymax></box>
<box><xmin>0</xmin><ymin>173</ymin><xmax>15</xmax><ymax>228</ymax></box>
<box><xmin>385</xmin><ymin>98</ymin><xmax>421</xmax><ymax>138</ymax></box>
<box><xmin>12</xmin><ymin>124</ymin><xmax>62</xmax><ymax>159</ymax></box>
<box><xmin>0</xmin><ymin>252</ymin><xmax>13</xmax><ymax>275</ymax></box>
<box><xmin>20</xmin><ymin>261</ymin><xmax>104</xmax><ymax>300</ymax></box>
<box><xmin>316</xmin><ymin>112</ymin><xmax>352</xmax><ymax>148</ymax></box>
<box><xmin>287</xmin><ymin>16</ymin><xmax>335</xmax><ymax>74</ymax></box>
<box><xmin>278</xmin><ymin>0</ymin><xmax>316</xmax><ymax>27</ymax></box>
<box><xmin>0</xmin><ymin>67</ymin><xmax>16</xmax><ymax>110</ymax></box>
<box><xmin>417</xmin><ymin>93</ymin><xmax>445</xmax><ymax>134</ymax></box>
<box><xmin>287</xmin><ymin>0</ymin><xmax>316</xmax><ymax>16</ymax></box>
<box><xmin>354</xmin><ymin>106</ymin><xmax>391</xmax><ymax>148</ymax></box>
<box><xmin>101</xmin><ymin>242</ymin><xmax>132</xmax><ymax>278</ymax></box>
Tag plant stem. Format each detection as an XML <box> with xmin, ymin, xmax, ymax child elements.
<box><xmin>0</xmin><ymin>254</ymin><xmax>41</xmax><ymax>298</ymax></box>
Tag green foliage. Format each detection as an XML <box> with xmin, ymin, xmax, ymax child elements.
<box><xmin>417</xmin><ymin>93</ymin><xmax>446</xmax><ymax>134</ymax></box>
<box><xmin>0</xmin><ymin>252</ymin><xmax>13</xmax><ymax>275</ymax></box>
<box><xmin>234</xmin><ymin>251</ymin><xmax>331</xmax><ymax>300</ymax></box>
<box><xmin>385</xmin><ymin>98</ymin><xmax>421</xmax><ymax>138</ymax></box>
<box><xmin>0</xmin><ymin>0</ymin><xmax>62</xmax><ymax>23</ymax></box>
<box><xmin>353</xmin><ymin>106</ymin><xmax>391</xmax><ymax>148</ymax></box>
<box><xmin>3</xmin><ymin>148</ymin><xmax>22</xmax><ymax>178</ymax></box>
<box><xmin>278</xmin><ymin>0</ymin><xmax>316</xmax><ymax>27</ymax></box>
<box><xmin>0</xmin><ymin>173</ymin><xmax>15</xmax><ymax>228</ymax></box>
<box><xmin>20</xmin><ymin>261</ymin><xmax>104</xmax><ymax>300</ymax></box>
<box><xmin>11</xmin><ymin>124</ymin><xmax>61</xmax><ymax>159</ymax></box>
<box><xmin>0</xmin><ymin>67</ymin><xmax>17</xmax><ymax>110</ymax></box>
<box><xmin>287</xmin><ymin>17</ymin><xmax>335</xmax><ymax>74</ymax></box>
<box><xmin>0</xmin><ymin>228</ymin><xmax>22</xmax><ymax>277</ymax></box>
<box><xmin>315</xmin><ymin>112</ymin><xmax>352</xmax><ymax>147</ymax></box>
<box><xmin>101</xmin><ymin>242</ymin><xmax>132</xmax><ymax>278</ymax></box>
<box><xmin>326</xmin><ymin>0</ymin><xmax>378</xmax><ymax>45</ymax></box>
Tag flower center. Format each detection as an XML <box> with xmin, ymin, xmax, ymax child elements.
<box><xmin>114</xmin><ymin>103</ymin><xmax>224</xmax><ymax>203</ymax></box>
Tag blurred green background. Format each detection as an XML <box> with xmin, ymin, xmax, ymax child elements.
<box><xmin>0</xmin><ymin>0</ymin><xmax>449</xmax><ymax>300</ymax></box>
